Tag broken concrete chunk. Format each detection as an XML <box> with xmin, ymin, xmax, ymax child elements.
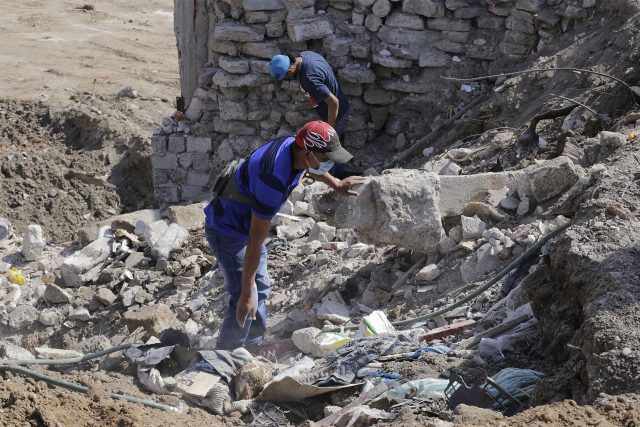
<box><xmin>599</xmin><ymin>131</ymin><xmax>626</xmax><ymax>148</ymax></box>
<box><xmin>137</xmin><ymin>219</ymin><xmax>169</xmax><ymax>244</ymax></box>
<box><xmin>486</xmin><ymin>187</ymin><xmax>510</xmax><ymax>207</ymax></box>
<box><xmin>415</xmin><ymin>264</ymin><xmax>441</xmax><ymax>282</ymax></box>
<box><xmin>438</xmin><ymin>236</ymin><xmax>458</xmax><ymax>254</ymax></box>
<box><xmin>39</xmin><ymin>309</ymin><xmax>60</xmax><ymax>326</ymax></box>
<box><xmin>500</xmin><ymin>196</ymin><xmax>520</xmax><ymax>210</ymax></box>
<box><xmin>96</xmin><ymin>288</ymin><xmax>118</xmax><ymax>306</ymax></box>
<box><xmin>461</xmin><ymin>215</ymin><xmax>486</xmax><ymax>240</ymax></box>
<box><xmin>43</xmin><ymin>284</ymin><xmax>72</xmax><ymax>304</ymax></box>
<box><xmin>8</xmin><ymin>306</ymin><xmax>38</xmax><ymax>331</ymax></box>
<box><xmin>22</xmin><ymin>224</ymin><xmax>45</xmax><ymax>262</ymax></box>
<box><xmin>439</xmin><ymin>161</ymin><xmax>462</xmax><ymax>175</ymax></box>
<box><xmin>152</xmin><ymin>223</ymin><xmax>189</xmax><ymax>259</ymax></box>
<box><xmin>60</xmin><ymin>237</ymin><xmax>111</xmax><ymax>288</ymax></box>
<box><xmin>308</xmin><ymin>222</ymin><xmax>337</xmax><ymax>243</ymax></box>
<box><xmin>329</xmin><ymin>170</ymin><xmax>444</xmax><ymax>254</ymax></box>
<box><xmin>449</xmin><ymin>225</ymin><xmax>463</xmax><ymax>242</ymax></box>
<box><xmin>123</xmin><ymin>304</ymin><xmax>178</xmax><ymax>338</ymax></box>
<box><xmin>166</xmin><ymin>204</ymin><xmax>204</xmax><ymax>231</ymax></box>
<box><xmin>69</xmin><ymin>308</ymin><xmax>91</xmax><ymax>321</ymax></box>
<box><xmin>526</xmin><ymin>156</ymin><xmax>581</xmax><ymax>202</ymax></box>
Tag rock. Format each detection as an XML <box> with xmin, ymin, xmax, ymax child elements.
<box><xmin>8</xmin><ymin>306</ymin><xmax>39</xmax><ymax>331</ymax></box>
<box><xmin>308</xmin><ymin>222</ymin><xmax>337</xmax><ymax>243</ymax></box>
<box><xmin>415</xmin><ymin>264</ymin><xmax>441</xmax><ymax>282</ymax></box>
<box><xmin>118</xmin><ymin>86</ymin><xmax>138</xmax><ymax>98</ymax></box>
<box><xmin>0</xmin><ymin>341</ymin><xmax>35</xmax><ymax>359</ymax></box>
<box><xmin>326</xmin><ymin>170</ymin><xmax>444</xmax><ymax>254</ymax></box>
<box><xmin>449</xmin><ymin>225</ymin><xmax>463</xmax><ymax>242</ymax></box>
<box><xmin>279</xmin><ymin>217</ymin><xmax>315</xmax><ymax>240</ymax></box>
<box><xmin>419</xmin><ymin>48</ymin><xmax>449</xmax><ymax>67</ymax></box>
<box><xmin>166</xmin><ymin>204</ymin><xmax>204</xmax><ymax>231</ymax></box>
<box><xmin>60</xmin><ymin>237</ymin><xmax>112</xmax><ymax>287</ymax></box>
<box><xmin>438</xmin><ymin>236</ymin><xmax>457</xmax><ymax>254</ymax></box>
<box><xmin>234</xmin><ymin>361</ymin><xmax>273</xmax><ymax>400</ymax></box>
<box><xmin>599</xmin><ymin>131</ymin><xmax>626</xmax><ymax>148</ymax></box>
<box><xmin>460</xmin><ymin>255</ymin><xmax>478</xmax><ymax>283</ymax></box>
<box><xmin>402</xmin><ymin>0</ymin><xmax>445</xmax><ymax>17</ymax></box>
<box><xmin>316</xmin><ymin>300</ymin><xmax>351</xmax><ymax>324</ymax></box>
<box><xmin>386</xmin><ymin>12</ymin><xmax>425</xmax><ymax>29</ymax></box>
<box><xmin>174</xmin><ymin>276</ymin><xmax>196</xmax><ymax>291</ymax></box>
<box><xmin>486</xmin><ymin>187</ymin><xmax>509</xmax><ymax>206</ymax></box>
<box><xmin>300</xmin><ymin>240</ymin><xmax>322</xmax><ymax>255</ymax></box>
<box><xmin>344</xmin><ymin>243</ymin><xmax>371</xmax><ymax>258</ymax></box>
<box><xmin>339</xmin><ymin>64</ymin><xmax>376</xmax><ymax>84</ymax></box>
<box><xmin>526</xmin><ymin>156</ymin><xmax>581</xmax><ymax>202</ymax></box>
<box><xmin>76</xmin><ymin>335</ymin><xmax>112</xmax><ymax>354</ymax></box>
<box><xmin>39</xmin><ymin>309</ymin><xmax>60</xmax><ymax>326</ymax></box>
<box><xmin>287</xmin><ymin>18</ymin><xmax>333</xmax><ymax>42</ymax></box>
<box><xmin>292</xmin><ymin>327</ymin><xmax>323</xmax><ymax>355</ymax></box>
<box><xmin>244</xmin><ymin>0</ymin><xmax>284</xmax><ymax>11</ymax></box>
<box><xmin>372</xmin><ymin>0</ymin><xmax>392</xmax><ymax>17</ymax></box>
<box><xmin>96</xmin><ymin>288</ymin><xmax>118</xmax><ymax>306</ymax></box>
<box><xmin>475</xmin><ymin>243</ymin><xmax>500</xmax><ymax>277</ymax></box>
<box><xmin>439</xmin><ymin>162</ymin><xmax>461</xmax><ymax>175</ymax></box>
<box><xmin>365</xmin><ymin>14</ymin><xmax>383</xmax><ymax>32</ymax></box>
<box><xmin>0</xmin><ymin>217</ymin><xmax>13</xmax><ymax>240</ymax></box>
<box><xmin>22</xmin><ymin>224</ymin><xmax>45</xmax><ymax>261</ymax></box>
<box><xmin>34</xmin><ymin>347</ymin><xmax>83</xmax><ymax>360</ymax></box>
<box><xmin>152</xmin><ymin>223</ymin><xmax>189</xmax><ymax>259</ymax></box>
<box><xmin>461</xmin><ymin>215</ymin><xmax>486</xmax><ymax>240</ymax></box>
<box><xmin>43</xmin><ymin>284</ymin><xmax>72</xmax><ymax>304</ymax></box>
<box><xmin>500</xmin><ymin>196</ymin><xmax>520</xmax><ymax>210</ymax></box>
<box><xmin>214</xmin><ymin>22</ymin><xmax>265</xmax><ymax>42</ymax></box>
<box><xmin>69</xmin><ymin>308</ymin><xmax>91</xmax><ymax>321</ymax></box>
<box><xmin>123</xmin><ymin>304</ymin><xmax>178</xmax><ymax>338</ymax></box>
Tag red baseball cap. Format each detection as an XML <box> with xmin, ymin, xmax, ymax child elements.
<box><xmin>295</xmin><ymin>121</ymin><xmax>353</xmax><ymax>163</ymax></box>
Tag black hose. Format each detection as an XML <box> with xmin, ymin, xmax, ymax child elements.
<box><xmin>334</xmin><ymin>223</ymin><xmax>569</xmax><ymax>331</ymax></box>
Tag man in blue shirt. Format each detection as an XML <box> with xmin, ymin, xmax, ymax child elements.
<box><xmin>269</xmin><ymin>52</ymin><xmax>350</xmax><ymax>136</ymax></box>
<box><xmin>204</xmin><ymin>121</ymin><xmax>364</xmax><ymax>352</ymax></box>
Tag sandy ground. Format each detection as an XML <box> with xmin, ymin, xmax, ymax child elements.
<box><xmin>0</xmin><ymin>0</ymin><xmax>179</xmax><ymax>129</ymax></box>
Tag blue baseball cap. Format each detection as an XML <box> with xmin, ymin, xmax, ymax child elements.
<box><xmin>269</xmin><ymin>55</ymin><xmax>290</xmax><ymax>80</ymax></box>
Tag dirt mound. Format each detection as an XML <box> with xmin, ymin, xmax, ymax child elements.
<box><xmin>0</xmin><ymin>99</ymin><xmax>155</xmax><ymax>242</ymax></box>
<box><xmin>0</xmin><ymin>367</ymin><xmax>234</xmax><ymax>427</ymax></box>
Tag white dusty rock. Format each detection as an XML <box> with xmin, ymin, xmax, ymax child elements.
<box><xmin>0</xmin><ymin>341</ymin><xmax>34</xmax><ymax>359</ymax></box>
<box><xmin>123</xmin><ymin>304</ymin><xmax>178</xmax><ymax>337</ymax></box>
<box><xmin>152</xmin><ymin>223</ymin><xmax>189</xmax><ymax>259</ymax></box>
<box><xmin>449</xmin><ymin>225</ymin><xmax>463</xmax><ymax>242</ymax></box>
<box><xmin>329</xmin><ymin>170</ymin><xmax>444</xmax><ymax>254</ymax></box>
<box><xmin>43</xmin><ymin>284</ymin><xmax>72</xmax><ymax>304</ymax></box>
<box><xmin>308</xmin><ymin>222</ymin><xmax>336</xmax><ymax>243</ymax></box>
<box><xmin>439</xmin><ymin>161</ymin><xmax>462</xmax><ymax>175</ymax></box>
<box><xmin>438</xmin><ymin>236</ymin><xmax>458</xmax><ymax>254</ymax></box>
<box><xmin>461</xmin><ymin>215</ymin><xmax>486</xmax><ymax>240</ymax></box>
<box><xmin>39</xmin><ymin>309</ymin><xmax>60</xmax><ymax>326</ymax></box>
<box><xmin>69</xmin><ymin>308</ymin><xmax>91</xmax><ymax>321</ymax></box>
<box><xmin>22</xmin><ymin>224</ymin><xmax>45</xmax><ymax>261</ymax></box>
<box><xmin>291</xmin><ymin>327</ymin><xmax>322</xmax><ymax>356</ymax></box>
<box><xmin>60</xmin><ymin>237</ymin><xmax>111</xmax><ymax>287</ymax></box>
<box><xmin>415</xmin><ymin>264</ymin><xmax>441</xmax><ymax>282</ymax></box>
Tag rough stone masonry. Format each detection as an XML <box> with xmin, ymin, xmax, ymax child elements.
<box><xmin>152</xmin><ymin>0</ymin><xmax>596</xmax><ymax>204</ymax></box>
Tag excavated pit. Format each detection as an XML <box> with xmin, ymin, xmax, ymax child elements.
<box><xmin>0</xmin><ymin>99</ymin><xmax>155</xmax><ymax>242</ymax></box>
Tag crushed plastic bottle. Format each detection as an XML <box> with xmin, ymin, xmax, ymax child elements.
<box><xmin>7</xmin><ymin>267</ymin><xmax>26</xmax><ymax>285</ymax></box>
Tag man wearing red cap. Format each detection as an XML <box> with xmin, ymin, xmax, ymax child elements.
<box><xmin>204</xmin><ymin>121</ymin><xmax>364</xmax><ymax>352</ymax></box>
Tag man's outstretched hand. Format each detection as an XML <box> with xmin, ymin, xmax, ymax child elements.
<box><xmin>334</xmin><ymin>176</ymin><xmax>367</xmax><ymax>196</ymax></box>
<box><xmin>236</xmin><ymin>292</ymin><xmax>257</xmax><ymax>328</ymax></box>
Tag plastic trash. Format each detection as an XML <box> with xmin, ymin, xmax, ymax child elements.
<box><xmin>356</xmin><ymin>369</ymin><xmax>402</xmax><ymax>380</ymax></box>
<box><xmin>486</xmin><ymin>368</ymin><xmax>544</xmax><ymax>404</ymax></box>
<box><xmin>7</xmin><ymin>267</ymin><xmax>26</xmax><ymax>285</ymax></box>
<box><xmin>382</xmin><ymin>378</ymin><xmax>451</xmax><ymax>400</ymax></box>
<box><xmin>358</xmin><ymin>311</ymin><xmax>397</xmax><ymax>337</ymax></box>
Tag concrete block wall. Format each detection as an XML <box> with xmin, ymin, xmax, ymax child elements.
<box><xmin>152</xmin><ymin>0</ymin><xmax>596</xmax><ymax>204</ymax></box>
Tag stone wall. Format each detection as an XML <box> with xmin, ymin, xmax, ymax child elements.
<box><xmin>152</xmin><ymin>0</ymin><xmax>596</xmax><ymax>204</ymax></box>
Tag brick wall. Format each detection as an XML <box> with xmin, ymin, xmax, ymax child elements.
<box><xmin>152</xmin><ymin>0</ymin><xmax>595</xmax><ymax>204</ymax></box>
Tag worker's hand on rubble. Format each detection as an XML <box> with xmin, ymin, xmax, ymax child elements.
<box><xmin>236</xmin><ymin>292</ymin><xmax>257</xmax><ymax>328</ymax></box>
<box><xmin>334</xmin><ymin>176</ymin><xmax>366</xmax><ymax>196</ymax></box>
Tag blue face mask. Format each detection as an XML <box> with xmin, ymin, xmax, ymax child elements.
<box><xmin>307</xmin><ymin>152</ymin><xmax>334</xmax><ymax>175</ymax></box>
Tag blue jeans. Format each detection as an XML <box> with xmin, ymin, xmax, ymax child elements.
<box><xmin>205</xmin><ymin>226</ymin><xmax>270</xmax><ymax>351</ymax></box>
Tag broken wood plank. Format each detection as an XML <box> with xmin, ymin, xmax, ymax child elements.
<box><xmin>316</xmin><ymin>383</ymin><xmax>388</xmax><ymax>426</ymax></box>
<box><xmin>420</xmin><ymin>319</ymin><xmax>476</xmax><ymax>342</ymax></box>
